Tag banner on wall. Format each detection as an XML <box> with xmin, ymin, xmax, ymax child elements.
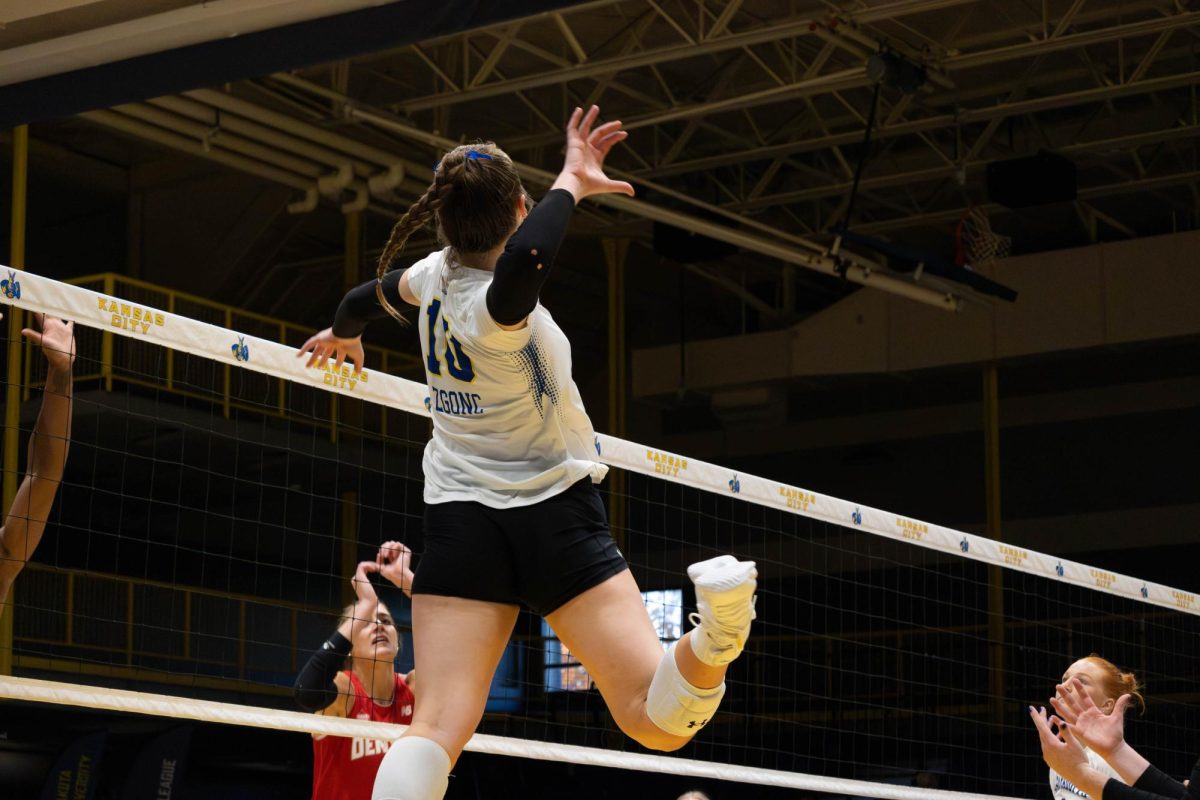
<box><xmin>39</xmin><ymin>731</ymin><xmax>106</xmax><ymax>800</ymax></box>
<box><xmin>120</xmin><ymin>726</ymin><xmax>192</xmax><ymax>800</ymax></box>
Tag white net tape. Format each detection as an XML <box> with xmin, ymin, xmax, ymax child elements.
<box><xmin>4</xmin><ymin>266</ymin><xmax>1194</xmax><ymax>618</ymax></box>
<box><xmin>0</xmin><ymin>675</ymin><xmax>1018</xmax><ymax>800</ymax></box>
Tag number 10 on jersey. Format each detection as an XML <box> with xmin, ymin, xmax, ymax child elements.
<box><xmin>425</xmin><ymin>298</ymin><xmax>475</xmax><ymax>381</ymax></box>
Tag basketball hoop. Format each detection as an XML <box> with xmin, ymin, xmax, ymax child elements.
<box><xmin>955</xmin><ymin>207</ymin><xmax>1012</xmax><ymax>268</ymax></box>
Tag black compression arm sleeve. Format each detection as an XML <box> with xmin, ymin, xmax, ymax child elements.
<box><xmin>1104</xmin><ymin>764</ymin><xmax>1195</xmax><ymax>800</ymax></box>
<box><xmin>294</xmin><ymin>632</ymin><xmax>351</xmax><ymax>712</ymax></box>
<box><xmin>1132</xmin><ymin>765</ymin><xmax>1192</xmax><ymax>799</ymax></box>
<box><xmin>485</xmin><ymin>188</ymin><xmax>576</xmax><ymax>326</ymax></box>
<box><xmin>331</xmin><ymin>269</ymin><xmax>406</xmax><ymax>339</ymax></box>
<box><xmin>1105</xmin><ymin>780</ymin><xmax>1189</xmax><ymax>800</ymax></box>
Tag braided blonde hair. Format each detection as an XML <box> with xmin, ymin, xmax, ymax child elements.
<box><xmin>375</xmin><ymin>142</ymin><xmax>525</xmax><ymax>323</ymax></box>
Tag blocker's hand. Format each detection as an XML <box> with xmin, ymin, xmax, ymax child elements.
<box><xmin>297</xmin><ymin>327</ymin><xmax>364</xmax><ymax>375</ymax></box>
<box><xmin>1030</xmin><ymin>705</ymin><xmax>1090</xmax><ymax>782</ymax></box>
<box><xmin>378</xmin><ymin>541</ymin><xmax>415</xmax><ymax>598</ymax></box>
<box><xmin>23</xmin><ymin>312</ymin><xmax>76</xmax><ymax>371</ymax></box>
<box><xmin>351</xmin><ymin>560</ymin><xmax>381</xmax><ymax>606</ymax></box>
<box><xmin>1051</xmin><ymin>677</ymin><xmax>1131</xmax><ymax>758</ymax></box>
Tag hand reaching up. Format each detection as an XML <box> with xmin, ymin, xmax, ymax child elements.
<box><xmin>351</xmin><ymin>560</ymin><xmax>381</xmax><ymax>607</ymax></box>
<box><xmin>22</xmin><ymin>313</ymin><xmax>76</xmax><ymax>372</ymax></box>
<box><xmin>1030</xmin><ymin>705</ymin><xmax>1093</xmax><ymax>787</ymax></box>
<box><xmin>378</xmin><ymin>541</ymin><xmax>414</xmax><ymax>598</ymax></box>
<box><xmin>1051</xmin><ymin>677</ymin><xmax>1132</xmax><ymax>758</ymax></box>
<box><xmin>551</xmin><ymin>105</ymin><xmax>634</xmax><ymax>202</ymax></box>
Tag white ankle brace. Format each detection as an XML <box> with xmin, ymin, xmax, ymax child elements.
<box><xmin>372</xmin><ymin>735</ymin><xmax>451</xmax><ymax>800</ymax></box>
<box><xmin>645</xmin><ymin>641</ymin><xmax>726</xmax><ymax>737</ymax></box>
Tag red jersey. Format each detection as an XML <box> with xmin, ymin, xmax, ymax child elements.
<box><xmin>311</xmin><ymin>671</ymin><xmax>415</xmax><ymax>800</ymax></box>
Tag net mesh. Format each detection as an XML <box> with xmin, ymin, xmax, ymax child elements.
<box><xmin>3</xmin><ymin>272</ymin><xmax>1199</xmax><ymax>798</ymax></box>
<box><xmin>956</xmin><ymin>207</ymin><xmax>1013</xmax><ymax>268</ymax></box>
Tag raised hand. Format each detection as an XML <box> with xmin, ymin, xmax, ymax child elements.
<box><xmin>1030</xmin><ymin>705</ymin><xmax>1093</xmax><ymax>786</ymax></box>
<box><xmin>1051</xmin><ymin>677</ymin><xmax>1131</xmax><ymax>757</ymax></box>
<box><xmin>297</xmin><ymin>327</ymin><xmax>365</xmax><ymax>375</ymax></box>
<box><xmin>22</xmin><ymin>313</ymin><xmax>75</xmax><ymax>372</ymax></box>
<box><xmin>377</xmin><ymin>541</ymin><xmax>414</xmax><ymax>597</ymax></box>
<box><xmin>554</xmin><ymin>105</ymin><xmax>635</xmax><ymax>201</ymax></box>
<box><xmin>351</xmin><ymin>560</ymin><xmax>381</xmax><ymax>608</ymax></box>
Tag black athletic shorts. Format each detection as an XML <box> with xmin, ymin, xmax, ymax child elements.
<box><xmin>412</xmin><ymin>478</ymin><xmax>628</xmax><ymax>616</ymax></box>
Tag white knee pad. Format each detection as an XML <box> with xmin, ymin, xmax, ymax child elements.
<box><xmin>645</xmin><ymin>641</ymin><xmax>726</xmax><ymax>737</ymax></box>
<box><xmin>372</xmin><ymin>735</ymin><xmax>452</xmax><ymax>800</ymax></box>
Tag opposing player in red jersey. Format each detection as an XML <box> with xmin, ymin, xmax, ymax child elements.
<box><xmin>295</xmin><ymin>542</ymin><xmax>416</xmax><ymax>800</ymax></box>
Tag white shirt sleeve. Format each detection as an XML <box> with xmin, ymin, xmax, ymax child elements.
<box><xmin>451</xmin><ymin>280</ymin><xmax>533</xmax><ymax>353</ymax></box>
<box><xmin>402</xmin><ymin>249</ymin><xmax>445</xmax><ymax>305</ymax></box>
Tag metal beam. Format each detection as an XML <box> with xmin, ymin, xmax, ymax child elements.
<box><xmin>1080</xmin><ymin>201</ymin><xmax>1138</xmax><ymax>237</ymax></box>
<box><xmin>1128</xmin><ymin>28</ymin><xmax>1174</xmax><ymax>83</ymax></box>
<box><xmin>500</xmin><ymin>10</ymin><xmax>1200</xmax><ymax>156</ymax></box>
<box><xmin>843</xmin><ymin>167</ymin><xmax>1200</xmax><ymax>235</ymax></box>
<box><xmin>394</xmin><ymin>0</ymin><xmax>981</xmax><ymax>113</ymax></box>
<box><xmin>642</xmin><ymin>68</ymin><xmax>1200</xmax><ymax>184</ymax></box>
<box><xmin>1050</xmin><ymin>0</ymin><xmax>1088</xmax><ymax>39</ymax></box>
<box><xmin>705</xmin><ymin>0</ymin><xmax>744</xmax><ymax>40</ymax></box>
<box><xmin>946</xmin><ymin>8</ymin><xmax>1200</xmax><ymax>71</ymax></box>
<box><xmin>307</xmin><ymin>89</ymin><xmax>959</xmax><ymax>310</ymax></box>
<box><xmin>469</xmin><ymin>24</ymin><xmax>520</xmax><ymax>88</ymax></box>
<box><xmin>725</xmin><ymin>123</ymin><xmax>1200</xmax><ymax>210</ymax></box>
<box><xmin>553</xmin><ymin>12</ymin><xmax>588</xmax><ymax>64</ymax></box>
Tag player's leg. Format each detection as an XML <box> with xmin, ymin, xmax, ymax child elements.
<box><xmin>374</xmin><ymin>498</ymin><xmax>520</xmax><ymax>800</ymax></box>
<box><xmin>544</xmin><ymin>556</ymin><xmax>756</xmax><ymax>752</ymax></box>
<box><xmin>372</xmin><ymin>593</ymin><xmax>518</xmax><ymax>800</ymax></box>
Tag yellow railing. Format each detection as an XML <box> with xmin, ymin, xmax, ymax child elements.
<box><xmin>13</xmin><ymin>562</ymin><xmax>353</xmax><ymax>698</ymax></box>
<box><xmin>21</xmin><ymin>272</ymin><xmax>423</xmax><ymax>439</ymax></box>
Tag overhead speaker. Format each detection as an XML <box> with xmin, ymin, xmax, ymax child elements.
<box><xmin>866</xmin><ymin>52</ymin><xmax>927</xmax><ymax>95</ymax></box>
<box><xmin>986</xmin><ymin>151</ymin><xmax>1076</xmax><ymax>209</ymax></box>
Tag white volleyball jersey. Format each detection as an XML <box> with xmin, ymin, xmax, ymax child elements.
<box><xmin>1049</xmin><ymin>745</ymin><xmax>1121</xmax><ymax>800</ymax></box>
<box><xmin>405</xmin><ymin>248</ymin><xmax>607</xmax><ymax>508</ymax></box>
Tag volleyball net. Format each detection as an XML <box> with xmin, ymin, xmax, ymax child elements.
<box><xmin>2</xmin><ymin>267</ymin><xmax>1198</xmax><ymax>799</ymax></box>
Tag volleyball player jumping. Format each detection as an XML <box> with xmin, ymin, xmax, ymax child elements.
<box><xmin>299</xmin><ymin>106</ymin><xmax>757</xmax><ymax>800</ymax></box>
<box><xmin>0</xmin><ymin>312</ymin><xmax>75</xmax><ymax>607</ymax></box>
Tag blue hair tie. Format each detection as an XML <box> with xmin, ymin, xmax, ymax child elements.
<box><xmin>433</xmin><ymin>150</ymin><xmax>493</xmax><ymax>173</ymax></box>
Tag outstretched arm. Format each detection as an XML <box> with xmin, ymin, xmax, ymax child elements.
<box><xmin>294</xmin><ymin>561</ymin><xmax>381</xmax><ymax>716</ymax></box>
<box><xmin>486</xmin><ymin>105</ymin><xmax>633</xmax><ymax>327</ymax></box>
<box><xmin>295</xmin><ymin>269</ymin><xmax>418</xmax><ymax>377</ymax></box>
<box><xmin>330</xmin><ymin>268</ymin><xmax>418</xmax><ymax>341</ymax></box>
<box><xmin>0</xmin><ymin>313</ymin><xmax>75</xmax><ymax>606</ymax></box>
